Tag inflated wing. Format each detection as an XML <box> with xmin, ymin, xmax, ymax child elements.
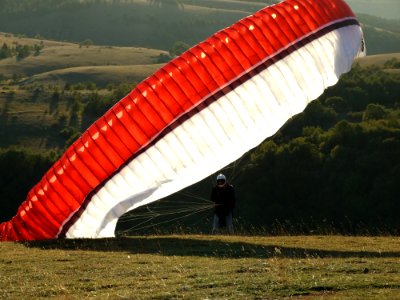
<box><xmin>0</xmin><ymin>0</ymin><xmax>365</xmax><ymax>241</ymax></box>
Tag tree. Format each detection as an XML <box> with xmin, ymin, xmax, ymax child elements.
<box><xmin>363</xmin><ymin>103</ymin><xmax>387</xmax><ymax>121</ymax></box>
<box><xmin>324</xmin><ymin>96</ymin><xmax>348</xmax><ymax>114</ymax></box>
<box><xmin>384</xmin><ymin>58</ymin><xmax>400</xmax><ymax>69</ymax></box>
<box><xmin>33</xmin><ymin>42</ymin><xmax>44</xmax><ymax>56</ymax></box>
<box><xmin>0</xmin><ymin>148</ymin><xmax>55</xmax><ymax>222</ymax></box>
<box><xmin>0</xmin><ymin>43</ymin><xmax>12</xmax><ymax>59</ymax></box>
<box><xmin>15</xmin><ymin>44</ymin><xmax>31</xmax><ymax>60</ymax></box>
<box><xmin>156</xmin><ymin>53</ymin><xmax>171</xmax><ymax>63</ymax></box>
<box><xmin>169</xmin><ymin>41</ymin><xmax>190</xmax><ymax>57</ymax></box>
<box><xmin>49</xmin><ymin>88</ymin><xmax>60</xmax><ymax>114</ymax></box>
<box><xmin>80</xmin><ymin>39</ymin><xmax>93</xmax><ymax>48</ymax></box>
<box><xmin>69</xmin><ymin>98</ymin><xmax>82</xmax><ymax>128</ymax></box>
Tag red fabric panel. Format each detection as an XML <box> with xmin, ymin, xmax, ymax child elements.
<box><xmin>7</xmin><ymin>215</ymin><xmax>33</xmax><ymax>240</ymax></box>
<box><xmin>37</xmin><ymin>179</ymin><xmax>70</xmax><ymax>222</ymax></box>
<box><xmin>0</xmin><ymin>0</ymin><xmax>356</xmax><ymax>241</ymax></box>
<box><xmin>65</xmin><ymin>146</ymin><xmax>100</xmax><ymax>188</ymax></box>
<box><xmin>16</xmin><ymin>197</ymin><xmax>54</xmax><ymax>239</ymax></box>
<box><xmin>87</xmin><ymin>124</ymin><xmax>127</xmax><ymax>167</ymax></box>
<box><xmin>94</xmin><ymin>117</ymin><xmax>136</xmax><ymax>157</ymax></box>
<box><xmin>73</xmin><ymin>139</ymin><xmax>108</xmax><ymax>180</ymax></box>
<box><xmin>44</xmin><ymin>169</ymin><xmax>79</xmax><ymax>213</ymax></box>
<box><xmin>114</xmin><ymin>96</ymin><xmax>150</xmax><ymax>146</ymax></box>
<box><xmin>57</xmin><ymin>156</ymin><xmax>92</xmax><ymax>193</ymax></box>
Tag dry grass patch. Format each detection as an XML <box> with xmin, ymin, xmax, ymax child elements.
<box><xmin>356</xmin><ymin>53</ymin><xmax>400</xmax><ymax>67</ymax></box>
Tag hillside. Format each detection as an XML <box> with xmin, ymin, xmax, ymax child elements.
<box><xmin>1</xmin><ymin>0</ymin><xmax>398</xmax><ymax>55</ymax></box>
<box><xmin>0</xmin><ymin>0</ymin><xmax>251</xmax><ymax>50</ymax></box>
<box><xmin>0</xmin><ymin>33</ymin><xmax>167</xmax><ymax>154</ymax></box>
<box><xmin>0</xmin><ymin>32</ymin><xmax>166</xmax><ymax>82</ymax></box>
<box><xmin>20</xmin><ymin>64</ymin><xmax>163</xmax><ymax>87</ymax></box>
<box><xmin>358</xmin><ymin>15</ymin><xmax>400</xmax><ymax>55</ymax></box>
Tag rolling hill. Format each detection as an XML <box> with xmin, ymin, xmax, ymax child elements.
<box><xmin>20</xmin><ymin>64</ymin><xmax>164</xmax><ymax>87</ymax></box>
<box><xmin>0</xmin><ymin>33</ymin><xmax>167</xmax><ymax>150</ymax></box>
<box><xmin>0</xmin><ymin>0</ymin><xmax>251</xmax><ymax>50</ymax></box>
<box><xmin>0</xmin><ymin>32</ymin><xmax>166</xmax><ymax>83</ymax></box>
<box><xmin>1</xmin><ymin>0</ymin><xmax>399</xmax><ymax>55</ymax></box>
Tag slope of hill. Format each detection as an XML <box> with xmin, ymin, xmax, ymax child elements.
<box><xmin>0</xmin><ymin>33</ymin><xmax>165</xmax><ymax>151</ymax></box>
<box><xmin>21</xmin><ymin>64</ymin><xmax>163</xmax><ymax>87</ymax></box>
<box><xmin>0</xmin><ymin>32</ymin><xmax>166</xmax><ymax>81</ymax></box>
<box><xmin>358</xmin><ymin>15</ymin><xmax>400</xmax><ymax>55</ymax></box>
<box><xmin>1</xmin><ymin>1</ymin><xmax>399</xmax><ymax>55</ymax></box>
<box><xmin>0</xmin><ymin>0</ymin><xmax>249</xmax><ymax>50</ymax></box>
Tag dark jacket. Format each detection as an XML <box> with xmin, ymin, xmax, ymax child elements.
<box><xmin>211</xmin><ymin>183</ymin><xmax>235</xmax><ymax>218</ymax></box>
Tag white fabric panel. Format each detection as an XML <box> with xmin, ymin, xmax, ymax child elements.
<box><xmin>65</xmin><ymin>25</ymin><xmax>363</xmax><ymax>238</ymax></box>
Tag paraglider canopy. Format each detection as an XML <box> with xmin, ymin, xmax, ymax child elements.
<box><xmin>0</xmin><ymin>0</ymin><xmax>365</xmax><ymax>241</ymax></box>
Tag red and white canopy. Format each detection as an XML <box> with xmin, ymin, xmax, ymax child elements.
<box><xmin>1</xmin><ymin>0</ymin><xmax>365</xmax><ymax>241</ymax></box>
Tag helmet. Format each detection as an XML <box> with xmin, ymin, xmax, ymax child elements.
<box><xmin>216</xmin><ymin>173</ymin><xmax>226</xmax><ymax>181</ymax></box>
<box><xmin>216</xmin><ymin>174</ymin><xmax>226</xmax><ymax>186</ymax></box>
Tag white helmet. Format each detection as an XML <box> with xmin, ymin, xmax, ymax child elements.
<box><xmin>216</xmin><ymin>173</ymin><xmax>226</xmax><ymax>182</ymax></box>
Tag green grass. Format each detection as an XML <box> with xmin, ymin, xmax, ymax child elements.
<box><xmin>1</xmin><ymin>235</ymin><xmax>400</xmax><ymax>299</ymax></box>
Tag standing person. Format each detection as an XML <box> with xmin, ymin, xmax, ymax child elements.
<box><xmin>211</xmin><ymin>173</ymin><xmax>236</xmax><ymax>234</ymax></box>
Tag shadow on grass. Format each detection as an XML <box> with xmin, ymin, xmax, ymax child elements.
<box><xmin>22</xmin><ymin>236</ymin><xmax>400</xmax><ymax>259</ymax></box>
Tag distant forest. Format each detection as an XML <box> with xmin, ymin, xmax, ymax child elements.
<box><xmin>0</xmin><ymin>0</ymin><xmax>399</xmax><ymax>54</ymax></box>
<box><xmin>1</xmin><ymin>61</ymin><xmax>400</xmax><ymax>234</ymax></box>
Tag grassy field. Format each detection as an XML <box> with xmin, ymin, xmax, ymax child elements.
<box><xmin>1</xmin><ymin>235</ymin><xmax>400</xmax><ymax>299</ymax></box>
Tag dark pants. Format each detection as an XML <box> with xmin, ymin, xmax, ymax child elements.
<box><xmin>212</xmin><ymin>212</ymin><xmax>233</xmax><ymax>234</ymax></box>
